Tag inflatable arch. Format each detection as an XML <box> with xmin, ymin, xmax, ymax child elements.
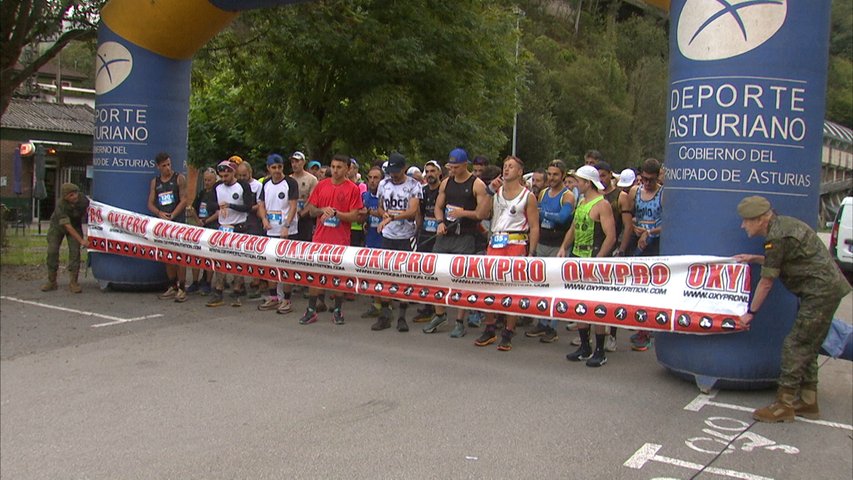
<box><xmin>91</xmin><ymin>0</ymin><xmax>833</xmax><ymax>389</ymax></box>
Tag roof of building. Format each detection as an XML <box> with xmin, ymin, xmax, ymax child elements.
<box><xmin>13</xmin><ymin>61</ymin><xmax>88</xmax><ymax>81</ymax></box>
<box><xmin>824</xmin><ymin>120</ymin><xmax>853</xmax><ymax>145</ymax></box>
<box><xmin>1</xmin><ymin>98</ymin><xmax>94</xmax><ymax>136</ymax></box>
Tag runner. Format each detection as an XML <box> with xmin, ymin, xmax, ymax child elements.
<box><xmin>290</xmin><ymin>151</ymin><xmax>319</xmax><ymax>245</ymax></box>
<box><xmin>422</xmin><ymin>148</ymin><xmax>490</xmax><ymax>338</ymax></box>
<box><xmin>473</xmin><ymin>156</ymin><xmax>539</xmax><ymax>351</ymax></box>
<box><xmin>299</xmin><ymin>154</ymin><xmax>364</xmax><ymax>325</ymax></box>
<box><xmin>371</xmin><ymin>153</ymin><xmax>422</xmax><ymax>333</ymax></box>
<box><xmin>148</xmin><ymin>152</ymin><xmax>189</xmax><ymax>303</ymax></box>
<box><xmin>236</xmin><ymin>161</ymin><xmax>265</xmax><ymax>300</ymax></box>
<box><xmin>187</xmin><ymin>167</ymin><xmax>218</xmax><ymax>295</ymax></box>
<box><xmin>558</xmin><ymin>165</ymin><xmax>616</xmax><ymax>367</ymax></box>
<box><xmin>359</xmin><ymin>166</ymin><xmax>385</xmax><ymax>320</ymax></box>
<box><xmin>412</xmin><ymin>160</ymin><xmax>444</xmax><ymax>323</ymax></box>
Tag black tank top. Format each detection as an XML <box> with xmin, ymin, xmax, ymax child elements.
<box><xmin>604</xmin><ymin>188</ymin><xmax>622</xmax><ymax>238</ymax></box>
<box><xmin>444</xmin><ymin>175</ymin><xmax>477</xmax><ymax>234</ymax></box>
<box><xmin>155</xmin><ymin>173</ymin><xmax>185</xmax><ymax>221</ymax></box>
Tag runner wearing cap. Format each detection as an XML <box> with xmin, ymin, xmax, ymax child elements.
<box><xmin>148</xmin><ymin>152</ymin><xmax>190</xmax><ymax>302</ymax></box>
<box><xmin>733</xmin><ymin>196</ymin><xmax>851</xmax><ymax>423</ymax></box>
<box><xmin>558</xmin><ymin>164</ymin><xmax>616</xmax><ymax>367</ymax></box>
<box><xmin>613</xmin><ymin>168</ymin><xmax>637</xmax><ymax>257</ymax></box>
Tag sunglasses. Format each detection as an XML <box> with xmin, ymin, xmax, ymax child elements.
<box><xmin>217</xmin><ymin>166</ymin><xmax>233</xmax><ymax>173</ymax></box>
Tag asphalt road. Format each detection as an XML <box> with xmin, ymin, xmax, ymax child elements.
<box><xmin>1</xmin><ymin>267</ymin><xmax>851</xmax><ymax>480</ymax></box>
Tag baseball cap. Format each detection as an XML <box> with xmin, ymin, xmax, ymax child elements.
<box><xmin>737</xmin><ymin>196</ymin><xmax>772</xmax><ymax>219</ymax></box>
<box><xmin>307</xmin><ymin>160</ymin><xmax>321</xmax><ymax>169</ymax></box>
<box><xmin>595</xmin><ymin>161</ymin><xmax>613</xmax><ymax>174</ymax></box>
<box><xmin>617</xmin><ymin>168</ymin><xmax>636</xmax><ymax>187</ymax></box>
<box><xmin>448</xmin><ymin>148</ymin><xmax>469</xmax><ymax>164</ymax></box>
<box><xmin>290</xmin><ymin>151</ymin><xmax>306</xmax><ymax>161</ymax></box>
<box><xmin>266</xmin><ymin>153</ymin><xmax>284</xmax><ymax>166</ymax></box>
<box><xmin>573</xmin><ymin>165</ymin><xmax>605</xmax><ymax>190</ymax></box>
<box><xmin>472</xmin><ymin>155</ymin><xmax>488</xmax><ymax>166</ymax></box>
<box><xmin>386</xmin><ymin>153</ymin><xmax>406</xmax><ymax>174</ymax></box>
<box><xmin>424</xmin><ymin>160</ymin><xmax>441</xmax><ymax>170</ymax></box>
<box><xmin>407</xmin><ymin>166</ymin><xmax>421</xmax><ymax>177</ymax></box>
<box><xmin>228</xmin><ymin>155</ymin><xmax>243</xmax><ymax>165</ymax></box>
<box><xmin>60</xmin><ymin>183</ymin><xmax>79</xmax><ymax>196</ymax></box>
<box><xmin>217</xmin><ymin>160</ymin><xmax>236</xmax><ymax>172</ymax></box>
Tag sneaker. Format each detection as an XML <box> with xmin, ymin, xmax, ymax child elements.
<box><xmin>299</xmin><ymin>309</ymin><xmax>318</xmax><ymax>325</ymax></box>
<box><xmin>200</xmin><ymin>283</ymin><xmax>212</xmax><ymax>296</ymax></box>
<box><xmin>315</xmin><ymin>300</ymin><xmax>328</xmax><ymax>313</ymax></box>
<box><xmin>525</xmin><ymin>323</ymin><xmax>549</xmax><ymax>337</ymax></box>
<box><xmin>174</xmin><ymin>288</ymin><xmax>187</xmax><ymax>303</ymax></box>
<box><xmin>422</xmin><ymin>314</ymin><xmax>448</xmax><ymax>334</ymax></box>
<box><xmin>258</xmin><ymin>298</ymin><xmax>280</xmax><ymax>311</ymax></box>
<box><xmin>371</xmin><ymin>308</ymin><xmax>392</xmax><ymax>331</ymax></box>
<box><xmin>497</xmin><ymin>329</ymin><xmax>514</xmax><ymax>351</ymax></box>
<box><xmin>467</xmin><ymin>311</ymin><xmax>483</xmax><ymax>328</ymax></box>
<box><xmin>631</xmin><ymin>332</ymin><xmax>652</xmax><ymax>351</ymax></box>
<box><xmin>565</xmin><ymin>322</ymin><xmax>579</xmax><ymax>331</ymax></box>
<box><xmin>361</xmin><ymin>306</ymin><xmax>382</xmax><ymax>318</ymax></box>
<box><xmin>571</xmin><ymin>336</ymin><xmax>581</xmax><ymax>346</ymax></box>
<box><xmin>449</xmin><ymin>321</ymin><xmax>467</xmax><ymax>338</ymax></box>
<box><xmin>247</xmin><ymin>287</ymin><xmax>262</xmax><ymax>300</ymax></box>
<box><xmin>332</xmin><ymin>309</ymin><xmax>345</xmax><ymax>325</ymax></box>
<box><xmin>605</xmin><ymin>335</ymin><xmax>618</xmax><ymax>352</ymax></box>
<box><xmin>276</xmin><ymin>299</ymin><xmax>293</xmax><ymax>314</ymax></box>
<box><xmin>566</xmin><ymin>345</ymin><xmax>593</xmax><ymax>362</ymax></box>
<box><xmin>205</xmin><ymin>293</ymin><xmax>224</xmax><ymax>307</ymax></box>
<box><xmin>158</xmin><ymin>286</ymin><xmax>177</xmax><ymax>300</ymax></box>
<box><xmin>413</xmin><ymin>306</ymin><xmax>435</xmax><ymax>323</ymax></box>
<box><xmin>185</xmin><ymin>283</ymin><xmax>200</xmax><ymax>294</ymax></box>
<box><xmin>474</xmin><ymin>327</ymin><xmax>497</xmax><ymax>347</ymax></box>
<box><xmin>540</xmin><ymin>328</ymin><xmax>559</xmax><ymax>343</ymax></box>
<box><xmin>397</xmin><ymin>317</ymin><xmax>409</xmax><ymax>333</ymax></box>
<box><xmin>586</xmin><ymin>350</ymin><xmax>607</xmax><ymax>367</ymax></box>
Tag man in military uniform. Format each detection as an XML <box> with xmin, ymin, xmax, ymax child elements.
<box><xmin>734</xmin><ymin>196</ymin><xmax>852</xmax><ymax>423</ymax></box>
<box><xmin>41</xmin><ymin>183</ymin><xmax>90</xmax><ymax>293</ymax></box>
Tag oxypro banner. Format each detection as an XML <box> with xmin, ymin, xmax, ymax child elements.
<box><xmin>87</xmin><ymin>201</ymin><xmax>750</xmax><ymax>335</ymax></box>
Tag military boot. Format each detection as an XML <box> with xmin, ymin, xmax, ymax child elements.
<box><xmin>753</xmin><ymin>386</ymin><xmax>796</xmax><ymax>423</ymax></box>
<box><xmin>68</xmin><ymin>271</ymin><xmax>82</xmax><ymax>294</ymax></box>
<box><xmin>41</xmin><ymin>271</ymin><xmax>58</xmax><ymax>292</ymax></box>
<box><xmin>792</xmin><ymin>385</ymin><xmax>820</xmax><ymax>420</ymax></box>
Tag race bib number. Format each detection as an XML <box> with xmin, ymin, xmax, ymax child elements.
<box><xmin>219</xmin><ymin>225</ymin><xmax>235</xmax><ymax>233</ymax></box>
<box><xmin>267</xmin><ymin>211</ymin><xmax>283</xmax><ymax>224</ymax></box>
<box><xmin>297</xmin><ymin>199</ymin><xmax>306</xmax><ymax>211</ymax></box>
<box><xmin>369</xmin><ymin>215</ymin><xmax>381</xmax><ymax>228</ymax></box>
<box><xmin>490</xmin><ymin>233</ymin><xmax>508</xmax><ymax>249</ymax></box>
<box><xmin>198</xmin><ymin>202</ymin><xmax>208</xmax><ymax>218</ymax></box>
<box><xmin>158</xmin><ymin>191</ymin><xmax>175</xmax><ymax>206</ymax></box>
<box><xmin>323</xmin><ymin>216</ymin><xmax>340</xmax><ymax>228</ymax></box>
<box><xmin>423</xmin><ymin>218</ymin><xmax>438</xmax><ymax>233</ymax></box>
<box><xmin>541</xmin><ymin>218</ymin><xmax>554</xmax><ymax>229</ymax></box>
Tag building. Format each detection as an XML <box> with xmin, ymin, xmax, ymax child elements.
<box><xmin>822</xmin><ymin>120</ymin><xmax>853</xmax><ymax>222</ymax></box>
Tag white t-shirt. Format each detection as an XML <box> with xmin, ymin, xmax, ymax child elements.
<box><xmin>259</xmin><ymin>177</ymin><xmax>299</xmax><ymax>236</ymax></box>
<box><xmin>377</xmin><ymin>177</ymin><xmax>422</xmax><ymax>240</ymax></box>
<box><xmin>214</xmin><ymin>181</ymin><xmax>250</xmax><ymax>228</ymax></box>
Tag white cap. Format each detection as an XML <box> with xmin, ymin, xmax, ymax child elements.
<box><xmin>407</xmin><ymin>166</ymin><xmax>421</xmax><ymax>177</ymax></box>
<box><xmin>617</xmin><ymin>168</ymin><xmax>636</xmax><ymax>187</ymax></box>
<box><xmin>573</xmin><ymin>165</ymin><xmax>605</xmax><ymax>190</ymax></box>
<box><xmin>290</xmin><ymin>151</ymin><xmax>306</xmax><ymax>161</ymax></box>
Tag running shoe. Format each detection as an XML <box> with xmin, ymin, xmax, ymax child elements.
<box><xmin>539</xmin><ymin>328</ymin><xmax>559</xmax><ymax>343</ymax></box>
<box><xmin>631</xmin><ymin>332</ymin><xmax>652</xmax><ymax>351</ymax></box>
<box><xmin>525</xmin><ymin>323</ymin><xmax>549</xmax><ymax>337</ymax></box>
<box><xmin>466</xmin><ymin>311</ymin><xmax>484</xmax><ymax>328</ymax></box>
<box><xmin>185</xmin><ymin>283</ymin><xmax>200</xmax><ymax>294</ymax></box>
<box><xmin>299</xmin><ymin>309</ymin><xmax>318</xmax><ymax>325</ymax></box>
<box><xmin>371</xmin><ymin>308</ymin><xmax>392</xmax><ymax>331</ymax></box>
<box><xmin>571</xmin><ymin>336</ymin><xmax>582</xmax><ymax>346</ymax></box>
<box><xmin>474</xmin><ymin>328</ymin><xmax>497</xmax><ymax>347</ymax></box>
<box><xmin>449</xmin><ymin>321</ymin><xmax>467</xmax><ymax>338</ymax></box>
<box><xmin>158</xmin><ymin>286</ymin><xmax>177</xmax><ymax>300</ymax></box>
<box><xmin>205</xmin><ymin>293</ymin><xmax>224</xmax><ymax>307</ymax></box>
<box><xmin>566</xmin><ymin>345</ymin><xmax>593</xmax><ymax>362</ymax></box>
<box><xmin>413</xmin><ymin>306</ymin><xmax>434</xmax><ymax>323</ymax></box>
<box><xmin>605</xmin><ymin>335</ymin><xmax>618</xmax><ymax>352</ymax></box>
<box><xmin>174</xmin><ymin>288</ymin><xmax>187</xmax><ymax>303</ymax></box>
<box><xmin>361</xmin><ymin>306</ymin><xmax>382</xmax><ymax>318</ymax></box>
<box><xmin>586</xmin><ymin>350</ymin><xmax>607</xmax><ymax>367</ymax></box>
<box><xmin>332</xmin><ymin>309</ymin><xmax>345</xmax><ymax>325</ymax></box>
<box><xmin>422</xmin><ymin>314</ymin><xmax>447</xmax><ymax>334</ymax></box>
<box><xmin>258</xmin><ymin>298</ymin><xmax>280</xmax><ymax>311</ymax></box>
<box><xmin>276</xmin><ymin>299</ymin><xmax>293</xmax><ymax>314</ymax></box>
<box><xmin>497</xmin><ymin>329</ymin><xmax>515</xmax><ymax>351</ymax></box>
<box><xmin>397</xmin><ymin>317</ymin><xmax>409</xmax><ymax>333</ymax></box>
<box><xmin>315</xmin><ymin>300</ymin><xmax>328</xmax><ymax>313</ymax></box>
<box><xmin>200</xmin><ymin>283</ymin><xmax>212</xmax><ymax>296</ymax></box>
<box><xmin>565</xmin><ymin>322</ymin><xmax>579</xmax><ymax>331</ymax></box>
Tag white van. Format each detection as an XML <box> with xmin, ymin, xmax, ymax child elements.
<box><xmin>830</xmin><ymin>196</ymin><xmax>853</xmax><ymax>277</ymax></box>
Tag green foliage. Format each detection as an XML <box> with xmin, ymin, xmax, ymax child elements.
<box><xmin>826</xmin><ymin>56</ymin><xmax>853</xmax><ymax>127</ymax></box>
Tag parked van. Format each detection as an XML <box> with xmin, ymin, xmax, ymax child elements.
<box><xmin>829</xmin><ymin>196</ymin><xmax>853</xmax><ymax>278</ymax></box>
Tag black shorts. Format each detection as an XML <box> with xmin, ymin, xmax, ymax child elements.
<box><xmin>433</xmin><ymin>233</ymin><xmax>476</xmax><ymax>255</ymax></box>
<box><xmin>382</xmin><ymin>237</ymin><xmax>414</xmax><ymax>252</ymax></box>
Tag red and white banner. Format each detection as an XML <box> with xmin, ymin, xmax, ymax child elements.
<box><xmin>87</xmin><ymin>201</ymin><xmax>750</xmax><ymax>334</ymax></box>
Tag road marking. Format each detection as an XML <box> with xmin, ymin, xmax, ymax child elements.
<box><xmin>685</xmin><ymin>391</ymin><xmax>853</xmax><ymax>431</ymax></box>
<box><xmin>1</xmin><ymin>296</ymin><xmax>163</xmax><ymax>328</ymax></box>
<box><xmin>624</xmin><ymin>443</ymin><xmax>773</xmax><ymax>480</ymax></box>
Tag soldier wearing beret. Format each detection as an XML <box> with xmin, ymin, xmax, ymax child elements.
<box><xmin>733</xmin><ymin>195</ymin><xmax>851</xmax><ymax>423</ymax></box>
<box><xmin>41</xmin><ymin>183</ymin><xmax>90</xmax><ymax>293</ymax></box>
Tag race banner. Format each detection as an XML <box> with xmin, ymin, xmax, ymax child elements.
<box><xmin>86</xmin><ymin>200</ymin><xmax>750</xmax><ymax>334</ymax></box>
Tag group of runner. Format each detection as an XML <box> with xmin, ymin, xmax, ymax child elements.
<box><xmin>149</xmin><ymin>148</ymin><xmax>664</xmax><ymax>367</ymax></box>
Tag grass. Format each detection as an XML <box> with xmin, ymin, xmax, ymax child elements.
<box><xmin>0</xmin><ymin>230</ymin><xmax>87</xmax><ymax>267</ymax></box>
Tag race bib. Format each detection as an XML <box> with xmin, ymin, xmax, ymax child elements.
<box><xmin>219</xmin><ymin>225</ymin><xmax>235</xmax><ymax>233</ymax></box>
<box><xmin>423</xmin><ymin>218</ymin><xmax>438</xmax><ymax>233</ymax></box>
<box><xmin>158</xmin><ymin>191</ymin><xmax>175</xmax><ymax>206</ymax></box>
<box><xmin>198</xmin><ymin>202</ymin><xmax>208</xmax><ymax>218</ymax></box>
<box><xmin>490</xmin><ymin>233</ymin><xmax>508</xmax><ymax>249</ymax></box>
<box><xmin>267</xmin><ymin>211</ymin><xmax>283</xmax><ymax>224</ymax></box>
<box><xmin>369</xmin><ymin>215</ymin><xmax>381</xmax><ymax>228</ymax></box>
<box><xmin>323</xmin><ymin>216</ymin><xmax>340</xmax><ymax>228</ymax></box>
<box><xmin>297</xmin><ymin>199</ymin><xmax>306</xmax><ymax>211</ymax></box>
<box><xmin>541</xmin><ymin>218</ymin><xmax>554</xmax><ymax>229</ymax></box>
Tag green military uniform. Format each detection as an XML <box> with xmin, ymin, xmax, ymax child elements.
<box><xmin>760</xmin><ymin>215</ymin><xmax>852</xmax><ymax>391</ymax></box>
<box><xmin>46</xmin><ymin>184</ymin><xmax>89</xmax><ymax>279</ymax></box>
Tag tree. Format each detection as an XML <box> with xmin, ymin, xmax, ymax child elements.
<box><xmin>0</xmin><ymin>0</ymin><xmax>104</xmax><ymax>116</ymax></box>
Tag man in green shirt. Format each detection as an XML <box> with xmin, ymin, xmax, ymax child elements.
<box><xmin>42</xmin><ymin>183</ymin><xmax>90</xmax><ymax>293</ymax></box>
<box><xmin>734</xmin><ymin>195</ymin><xmax>851</xmax><ymax>423</ymax></box>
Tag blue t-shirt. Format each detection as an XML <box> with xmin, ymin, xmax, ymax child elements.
<box><xmin>362</xmin><ymin>190</ymin><xmax>382</xmax><ymax>248</ymax></box>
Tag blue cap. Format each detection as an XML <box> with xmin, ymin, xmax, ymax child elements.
<box><xmin>448</xmin><ymin>148</ymin><xmax>468</xmax><ymax>164</ymax></box>
<box><xmin>266</xmin><ymin>153</ymin><xmax>284</xmax><ymax>166</ymax></box>
<box><xmin>307</xmin><ymin>160</ymin><xmax>321</xmax><ymax>169</ymax></box>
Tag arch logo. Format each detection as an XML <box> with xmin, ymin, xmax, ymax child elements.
<box><xmin>677</xmin><ymin>0</ymin><xmax>787</xmax><ymax>61</ymax></box>
<box><xmin>95</xmin><ymin>42</ymin><xmax>133</xmax><ymax>94</ymax></box>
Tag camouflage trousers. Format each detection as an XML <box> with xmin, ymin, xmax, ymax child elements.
<box><xmin>46</xmin><ymin>226</ymin><xmax>82</xmax><ymax>274</ymax></box>
<box><xmin>778</xmin><ymin>294</ymin><xmax>843</xmax><ymax>390</ymax></box>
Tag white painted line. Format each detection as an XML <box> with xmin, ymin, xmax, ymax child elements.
<box><xmin>624</xmin><ymin>442</ymin><xmax>774</xmax><ymax>480</ymax></box>
<box><xmin>1</xmin><ymin>296</ymin><xmax>163</xmax><ymax>328</ymax></box>
<box><xmin>685</xmin><ymin>391</ymin><xmax>853</xmax><ymax>431</ymax></box>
